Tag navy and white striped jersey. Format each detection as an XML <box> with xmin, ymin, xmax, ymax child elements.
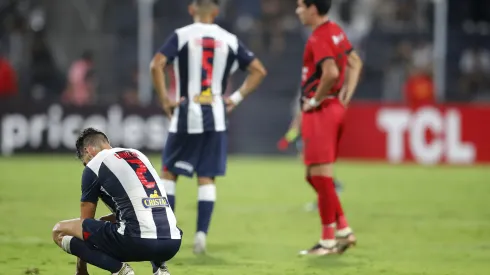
<box><xmin>81</xmin><ymin>147</ymin><xmax>181</xmax><ymax>240</ymax></box>
<box><xmin>159</xmin><ymin>22</ymin><xmax>256</xmax><ymax>134</ymax></box>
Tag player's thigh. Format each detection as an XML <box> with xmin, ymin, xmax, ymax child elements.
<box><xmin>195</xmin><ymin>131</ymin><xmax>227</xmax><ymax>178</ymax></box>
<box><xmin>52</xmin><ymin>218</ymin><xmax>84</xmax><ymax>244</ymax></box>
<box><xmin>302</xmin><ymin>104</ymin><xmax>344</xmax><ymax>165</ymax></box>
<box><xmin>162</xmin><ymin>132</ymin><xmax>201</xmax><ymax>177</ymax></box>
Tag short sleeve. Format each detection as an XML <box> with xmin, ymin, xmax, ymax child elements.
<box><xmin>158</xmin><ymin>32</ymin><xmax>179</xmax><ymax>64</ymax></box>
<box><xmin>81</xmin><ymin>168</ymin><xmax>100</xmax><ymax>203</ymax></box>
<box><xmin>236</xmin><ymin>40</ymin><xmax>255</xmax><ymax>71</ymax></box>
<box><xmin>310</xmin><ymin>36</ymin><xmax>335</xmax><ymax>67</ymax></box>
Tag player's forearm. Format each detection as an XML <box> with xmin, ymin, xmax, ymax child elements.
<box><xmin>313</xmin><ymin>76</ymin><xmax>338</xmax><ymax>102</ymax></box>
<box><xmin>342</xmin><ymin>67</ymin><xmax>362</xmax><ymax>104</ymax></box>
<box><xmin>150</xmin><ymin>67</ymin><xmax>168</xmax><ymax>103</ymax></box>
<box><xmin>342</xmin><ymin>52</ymin><xmax>363</xmax><ymax>104</ymax></box>
<box><xmin>237</xmin><ymin>69</ymin><xmax>266</xmax><ymax>98</ymax></box>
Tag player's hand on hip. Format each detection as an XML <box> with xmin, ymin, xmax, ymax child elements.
<box><xmin>302</xmin><ymin>97</ymin><xmax>319</xmax><ymax>112</ymax></box>
<box><xmin>224</xmin><ymin>97</ymin><xmax>237</xmax><ymax>113</ymax></box>
<box><xmin>162</xmin><ymin>97</ymin><xmax>185</xmax><ymax>118</ymax></box>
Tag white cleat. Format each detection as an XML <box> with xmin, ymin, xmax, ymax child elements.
<box><xmin>193</xmin><ymin>231</ymin><xmax>207</xmax><ymax>254</ymax></box>
<box><xmin>113</xmin><ymin>263</ymin><xmax>135</xmax><ymax>275</ymax></box>
<box><xmin>154</xmin><ymin>263</ymin><xmax>171</xmax><ymax>275</ymax></box>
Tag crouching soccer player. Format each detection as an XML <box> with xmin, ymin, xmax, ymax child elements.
<box><xmin>52</xmin><ymin>128</ymin><xmax>182</xmax><ymax>275</ymax></box>
<box><xmin>150</xmin><ymin>0</ymin><xmax>266</xmax><ymax>254</ymax></box>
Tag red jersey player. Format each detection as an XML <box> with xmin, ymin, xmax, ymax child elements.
<box><xmin>296</xmin><ymin>0</ymin><xmax>363</xmax><ymax>256</ymax></box>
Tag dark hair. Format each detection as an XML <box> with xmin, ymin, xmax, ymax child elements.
<box><xmin>193</xmin><ymin>0</ymin><xmax>219</xmax><ymax>6</ymax></box>
<box><xmin>75</xmin><ymin>128</ymin><xmax>109</xmax><ymax>160</ymax></box>
<box><xmin>304</xmin><ymin>0</ymin><xmax>332</xmax><ymax>15</ymax></box>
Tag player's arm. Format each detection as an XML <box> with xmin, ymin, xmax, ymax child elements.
<box><xmin>99</xmin><ymin>213</ymin><xmax>116</xmax><ymax>223</ymax></box>
<box><xmin>226</xmin><ymin>40</ymin><xmax>267</xmax><ymax>112</ymax></box>
<box><xmin>77</xmin><ymin>168</ymin><xmax>101</xmax><ymax>274</ymax></box>
<box><xmin>339</xmin><ymin>50</ymin><xmax>363</xmax><ymax>106</ymax></box>
<box><xmin>150</xmin><ymin>32</ymin><xmax>181</xmax><ymax>117</ymax></box>
<box><xmin>304</xmin><ymin>38</ymin><xmax>339</xmax><ymax>109</ymax></box>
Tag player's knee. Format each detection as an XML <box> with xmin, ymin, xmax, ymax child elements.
<box><xmin>197</xmin><ymin>177</ymin><xmax>214</xmax><ymax>185</ymax></box>
<box><xmin>162</xmin><ymin>170</ymin><xmax>177</xmax><ymax>181</ymax></box>
<box><xmin>308</xmin><ymin>163</ymin><xmax>334</xmax><ymax>177</ymax></box>
<box><xmin>52</xmin><ymin>222</ymin><xmax>64</xmax><ymax>246</ymax></box>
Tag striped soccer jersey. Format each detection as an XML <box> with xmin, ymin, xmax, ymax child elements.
<box><xmin>159</xmin><ymin>22</ymin><xmax>255</xmax><ymax>134</ymax></box>
<box><xmin>81</xmin><ymin>147</ymin><xmax>181</xmax><ymax>239</ymax></box>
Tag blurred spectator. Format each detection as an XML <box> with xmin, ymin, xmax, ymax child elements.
<box><xmin>459</xmin><ymin>46</ymin><xmax>490</xmax><ymax>100</ymax></box>
<box><xmin>30</xmin><ymin>32</ymin><xmax>64</xmax><ymax>99</ymax></box>
<box><xmin>0</xmin><ymin>48</ymin><xmax>18</xmax><ymax>98</ymax></box>
<box><xmin>382</xmin><ymin>41</ymin><xmax>412</xmax><ymax>101</ymax></box>
<box><xmin>62</xmin><ymin>50</ymin><xmax>96</xmax><ymax>106</ymax></box>
<box><xmin>411</xmin><ymin>40</ymin><xmax>433</xmax><ymax>75</ymax></box>
<box><xmin>404</xmin><ymin>71</ymin><xmax>435</xmax><ymax>107</ymax></box>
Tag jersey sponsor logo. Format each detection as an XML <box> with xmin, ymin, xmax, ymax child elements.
<box><xmin>142</xmin><ymin>190</ymin><xmax>170</xmax><ymax>209</ymax></box>
<box><xmin>332</xmin><ymin>34</ymin><xmax>345</xmax><ymax>45</ymax></box>
<box><xmin>175</xmin><ymin>161</ymin><xmax>194</xmax><ymax>173</ymax></box>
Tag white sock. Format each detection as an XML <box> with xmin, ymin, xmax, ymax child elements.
<box><xmin>61</xmin><ymin>236</ymin><xmax>73</xmax><ymax>253</ymax></box>
<box><xmin>198</xmin><ymin>184</ymin><xmax>216</xmax><ymax>201</ymax></box>
<box><xmin>319</xmin><ymin>239</ymin><xmax>337</xmax><ymax>248</ymax></box>
<box><xmin>336</xmin><ymin>227</ymin><xmax>353</xmax><ymax>237</ymax></box>
<box><xmin>161</xmin><ymin>179</ymin><xmax>176</xmax><ymax>196</ymax></box>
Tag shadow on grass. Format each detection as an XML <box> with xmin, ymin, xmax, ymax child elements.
<box><xmin>173</xmin><ymin>254</ymin><xmax>231</xmax><ymax>267</ymax></box>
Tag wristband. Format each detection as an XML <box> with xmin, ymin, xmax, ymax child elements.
<box><xmin>229</xmin><ymin>91</ymin><xmax>244</xmax><ymax>105</ymax></box>
<box><xmin>308</xmin><ymin>97</ymin><xmax>320</xmax><ymax>107</ymax></box>
<box><xmin>285</xmin><ymin>128</ymin><xmax>299</xmax><ymax>142</ymax></box>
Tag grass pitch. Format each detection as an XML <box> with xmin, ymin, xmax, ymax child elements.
<box><xmin>0</xmin><ymin>155</ymin><xmax>489</xmax><ymax>275</ymax></box>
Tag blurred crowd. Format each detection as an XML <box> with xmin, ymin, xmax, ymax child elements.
<box><xmin>0</xmin><ymin>0</ymin><xmax>489</xmax><ymax>104</ymax></box>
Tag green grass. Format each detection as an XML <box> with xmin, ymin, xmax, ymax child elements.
<box><xmin>0</xmin><ymin>155</ymin><xmax>489</xmax><ymax>275</ymax></box>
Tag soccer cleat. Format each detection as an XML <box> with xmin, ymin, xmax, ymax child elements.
<box><xmin>299</xmin><ymin>243</ymin><xmax>339</xmax><ymax>256</ymax></box>
<box><xmin>193</xmin><ymin>231</ymin><xmax>207</xmax><ymax>254</ymax></box>
<box><xmin>113</xmin><ymin>263</ymin><xmax>135</xmax><ymax>275</ymax></box>
<box><xmin>154</xmin><ymin>263</ymin><xmax>171</xmax><ymax>275</ymax></box>
<box><xmin>336</xmin><ymin>233</ymin><xmax>357</xmax><ymax>253</ymax></box>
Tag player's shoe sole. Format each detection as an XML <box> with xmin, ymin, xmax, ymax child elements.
<box><xmin>299</xmin><ymin>243</ymin><xmax>340</xmax><ymax>256</ymax></box>
<box><xmin>155</xmin><ymin>265</ymin><xmax>171</xmax><ymax>275</ymax></box>
<box><xmin>193</xmin><ymin>231</ymin><xmax>207</xmax><ymax>254</ymax></box>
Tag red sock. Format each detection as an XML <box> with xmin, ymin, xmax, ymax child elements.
<box><xmin>310</xmin><ymin>176</ymin><xmax>336</xmax><ymax>240</ymax></box>
<box><xmin>332</xmin><ymin>191</ymin><xmax>349</xmax><ymax>230</ymax></box>
<box><xmin>306</xmin><ymin>176</ymin><xmax>316</xmax><ymax>192</ymax></box>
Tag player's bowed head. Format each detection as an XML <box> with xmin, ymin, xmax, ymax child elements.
<box><xmin>75</xmin><ymin>127</ymin><xmax>112</xmax><ymax>166</ymax></box>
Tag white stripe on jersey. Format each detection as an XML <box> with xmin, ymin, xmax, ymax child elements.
<box><xmin>102</xmin><ymin>152</ymin><xmax>159</xmax><ymax>239</ymax></box>
<box><xmin>136</xmin><ymin>150</ymin><xmax>181</xmax><ymax>239</ymax></box>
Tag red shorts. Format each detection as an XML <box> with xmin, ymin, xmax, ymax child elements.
<box><xmin>301</xmin><ymin>98</ymin><xmax>346</xmax><ymax>165</ymax></box>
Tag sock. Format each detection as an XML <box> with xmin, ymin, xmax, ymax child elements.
<box><xmin>310</xmin><ymin>176</ymin><xmax>337</xmax><ymax>241</ymax></box>
<box><xmin>62</xmin><ymin>236</ymin><xmax>122</xmax><ymax>273</ymax></box>
<box><xmin>162</xmin><ymin>179</ymin><xmax>176</xmax><ymax>211</ymax></box>
<box><xmin>197</xmin><ymin>184</ymin><xmax>216</xmax><ymax>234</ymax></box>
<box><xmin>306</xmin><ymin>176</ymin><xmax>317</xmax><ymax>192</ymax></box>
<box><xmin>331</xmin><ymin>186</ymin><xmax>350</xmax><ymax>231</ymax></box>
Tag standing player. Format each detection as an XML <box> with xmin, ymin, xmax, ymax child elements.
<box><xmin>52</xmin><ymin>128</ymin><xmax>182</xmax><ymax>275</ymax></box>
<box><xmin>150</xmin><ymin>0</ymin><xmax>267</xmax><ymax>254</ymax></box>
<box><xmin>295</xmin><ymin>0</ymin><xmax>363</xmax><ymax>255</ymax></box>
<box><xmin>277</xmin><ymin>88</ymin><xmax>344</xmax><ymax>213</ymax></box>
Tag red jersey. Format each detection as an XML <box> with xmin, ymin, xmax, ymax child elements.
<box><xmin>301</xmin><ymin>21</ymin><xmax>352</xmax><ymax>100</ymax></box>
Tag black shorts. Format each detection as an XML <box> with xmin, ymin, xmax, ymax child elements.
<box><xmin>82</xmin><ymin>219</ymin><xmax>181</xmax><ymax>262</ymax></box>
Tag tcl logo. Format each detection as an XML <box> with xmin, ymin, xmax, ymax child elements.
<box><xmin>377</xmin><ymin>107</ymin><xmax>476</xmax><ymax>165</ymax></box>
